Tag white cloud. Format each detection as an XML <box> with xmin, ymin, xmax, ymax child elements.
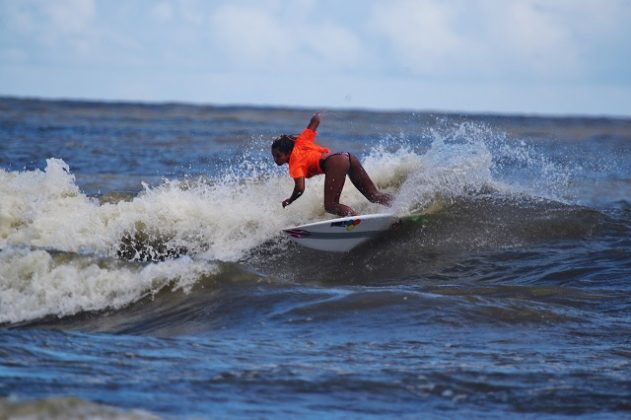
<box><xmin>497</xmin><ymin>1</ymin><xmax>579</xmax><ymax>77</ymax></box>
<box><xmin>0</xmin><ymin>1</ymin><xmax>36</xmax><ymax>33</ymax></box>
<box><xmin>372</xmin><ymin>0</ymin><xmax>463</xmax><ymax>73</ymax></box>
<box><xmin>210</xmin><ymin>5</ymin><xmax>291</xmax><ymax>65</ymax></box>
<box><xmin>209</xmin><ymin>3</ymin><xmax>362</xmax><ymax>72</ymax></box>
<box><xmin>0</xmin><ymin>0</ymin><xmax>97</xmax><ymax>59</ymax></box>
<box><xmin>531</xmin><ymin>0</ymin><xmax>629</xmax><ymax>34</ymax></box>
<box><xmin>369</xmin><ymin>0</ymin><xmax>604</xmax><ymax>81</ymax></box>
<box><xmin>301</xmin><ymin>24</ymin><xmax>361</xmax><ymax>68</ymax></box>
<box><xmin>43</xmin><ymin>0</ymin><xmax>96</xmax><ymax>34</ymax></box>
<box><xmin>151</xmin><ymin>1</ymin><xmax>174</xmax><ymax>23</ymax></box>
<box><xmin>175</xmin><ymin>0</ymin><xmax>205</xmax><ymax>26</ymax></box>
<box><xmin>149</xmin><ymin>0</ymin><xmax>206</xmax><ymax>25</ymax></box>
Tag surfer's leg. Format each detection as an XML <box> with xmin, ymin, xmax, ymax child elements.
<box><xmin>348</xmin><ymin>153</ymin><xmax>393</xmax><ymax>206</ymax></box>
<box><xmin>323</xmin><ymin>154</ymin><xmax>358</xmax><ymax>216</ymax></box>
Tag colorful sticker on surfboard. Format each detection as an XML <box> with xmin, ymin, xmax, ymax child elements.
<box><xmin>331</xmin><ymin>218</ymin><xmax>362</xmax><ymax>232</ymax></box>
<box><xmin>284</xmin><ymin>229</ymin><xmax>311</xmax><ymax>238</ymax></box>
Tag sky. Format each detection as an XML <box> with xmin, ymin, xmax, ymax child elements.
<box><xmin>1</xmin><ymin>0</ymin><xmax>630</xmax><ymax>116</ymax></box>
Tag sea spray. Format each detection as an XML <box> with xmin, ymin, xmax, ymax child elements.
<box><xmin>0</xmin><ymin>158</ymin><xmax>109</xmax><ymax>252</ymax></box>
<box><xmin>363</xmin><ymin>122</ymin><xmax>499</xmax><ymax>214</ymax></box>
<box><xmin>0</xmin><ymin>120</ymin><xmax>582</xmax><ymax>324</ymax></box>
<box><xmin>0</xmin><ymin>122</ymin><xmax>575</xmax><ymax>260</ymax></box>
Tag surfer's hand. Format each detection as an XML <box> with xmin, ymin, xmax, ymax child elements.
<box><xmin>282</xmin><ymin>199</ymin><xmax>291</xmax><ymax>208</ymax></box>
<box><xmin>307</xmin><ymin>113</ymin><xmax>321</xmax><ymax>131</ymax></box>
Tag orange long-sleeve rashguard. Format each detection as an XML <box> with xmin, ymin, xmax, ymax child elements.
<box><xmin>288</xmin><ymin>128</ymin><xmax>330</xmax><ymax>179</ymax></box>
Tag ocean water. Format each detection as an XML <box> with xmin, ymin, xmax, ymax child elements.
<box><xmin>0</xmin><ymin>97</ymin><xmax>630</xmax><ymax>418</ymax></box>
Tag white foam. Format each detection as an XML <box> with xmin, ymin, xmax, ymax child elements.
<box><xmin>1</xmin><ymin>158</ymin><xmax>109</xmax><ymax>252</ymax></box>
<box><xmin>0</xmin><ymin>247</ymin><xmax>216</xmax><ymax>324</ymax></box>
<box><xmin>1</xmin><ymin>130</ymin><xmax>551</xmax><ymax>262</ymax></box>
<box><xmin>0</xmin><ymin>123</ymin><xmax>572</xmax><ymax>323</ymax></box>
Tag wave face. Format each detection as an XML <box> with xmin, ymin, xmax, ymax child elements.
<box><xmin>1</xmin><ymin>98</ymin><xmax>630</xmax><ymax>417</ymax></box>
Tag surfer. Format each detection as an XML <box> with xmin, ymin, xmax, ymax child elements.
<box><xmin>272</xmin><ymin>113</ymin><xmax>393</xmax><ymax>217</ymax></box>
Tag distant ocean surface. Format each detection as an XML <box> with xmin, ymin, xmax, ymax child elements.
<box><xmin>1</xmin><ymin>97</ymin><xmax>630</xmax><ymax>418</ymax></box>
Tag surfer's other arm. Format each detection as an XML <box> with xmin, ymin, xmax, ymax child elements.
<box><xmin>282</xmin><ymin>177</ymin><xmax>305</xmax><ymax>208</ymax></box>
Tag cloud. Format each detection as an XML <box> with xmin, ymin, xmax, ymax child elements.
<box><xmin>0</xmin><ymin>0</ymin><xmax>95</xmax><ymax>33</ymax></box>
<box><xmin>494</xmin><ymin>1</ymin><xmax>579</xmax><ymax>78</ymax></box>
<box><xmin>210</xmin><ymin>5</ymin><xmax>291</xmax><ymax>65</ymax></box>
<box><xmin>1</xmin><ymin>0</ymin><xmax>629</xmax><ymax>114</ymax></box>
<box><xmin>302</xmin><ymin>24</ymin><xmax>361</xmax><ymax>68</ymax></box>
<box><xmin>43</xmin><ymin>0</ymin><xmax>96</xmax><ymax>34</ymax></box>
<box><xmin>368</xmin><ymin>0</ymin><xmax>631</xmax><ymax>82</ymax></box>
<box><xmin>371</xmin><ymin>0</ymin><xmax>463</xmax><ymax>73</ymax></box>
<box><xmin>0</xmin><ymin>0</ymin><xmax>99</xmax><ymax>63</ymax></box>
<box><xmin>150</xmin><ymin>1</ymin><xmax>174</xmax><ymax>23</ymax></box>
<box><xmin>208</xmin><ymin>3</ymin><xmax>362</xmax><ymax>72</ymax></box>
<box><xmin>174</xmin><ymin>0</ymin><xmax>205</xmax><ymax>26</ymax></box>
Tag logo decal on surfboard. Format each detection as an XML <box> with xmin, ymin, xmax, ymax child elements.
<box><xmin>283</xmin><ymin>229</ymin><xmax>311</xmax><ymax>238</ymax></box>
<box><xmin>331</xmin><ymin>218</ymin><xmax>361</xmax><ymax>232</ymax></box>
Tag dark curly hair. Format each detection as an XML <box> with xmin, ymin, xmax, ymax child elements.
<box><xmin>271</xmin><ymin>134</ymin><xmax>297</xmax><ymax>154</ymax></box>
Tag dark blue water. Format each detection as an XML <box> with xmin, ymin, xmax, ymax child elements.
<box><xmin>1</xmin><ymin>97</ymin><xmax>630</xmax><ymax>418</ymax></box>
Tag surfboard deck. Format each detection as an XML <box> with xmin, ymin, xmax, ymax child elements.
<box><xmin>283</xmin><ymin>213</ymin><xmax>399</xmax><ymax>252</ymax></box>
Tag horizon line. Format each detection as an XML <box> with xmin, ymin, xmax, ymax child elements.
<box><xmin>3</xmin><ymin>94</ymin><xmax>629</xmax><ymax>122</ymax></box>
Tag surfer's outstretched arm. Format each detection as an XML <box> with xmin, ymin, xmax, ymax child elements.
<box><xmin>283</xmin><ymin>177</ymin><xmax>305</xmax><ymax>208</ymax></box>
<box><xmin>307</xmin><ymin>112</ymin><xmax>321</xmax><ymax>131</ymax></box>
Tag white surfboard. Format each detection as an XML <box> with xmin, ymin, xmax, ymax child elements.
<box><xmin>283</xmin><ymin>213</ymin><xmax>399</xmax><ymax>252</ymax></box>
